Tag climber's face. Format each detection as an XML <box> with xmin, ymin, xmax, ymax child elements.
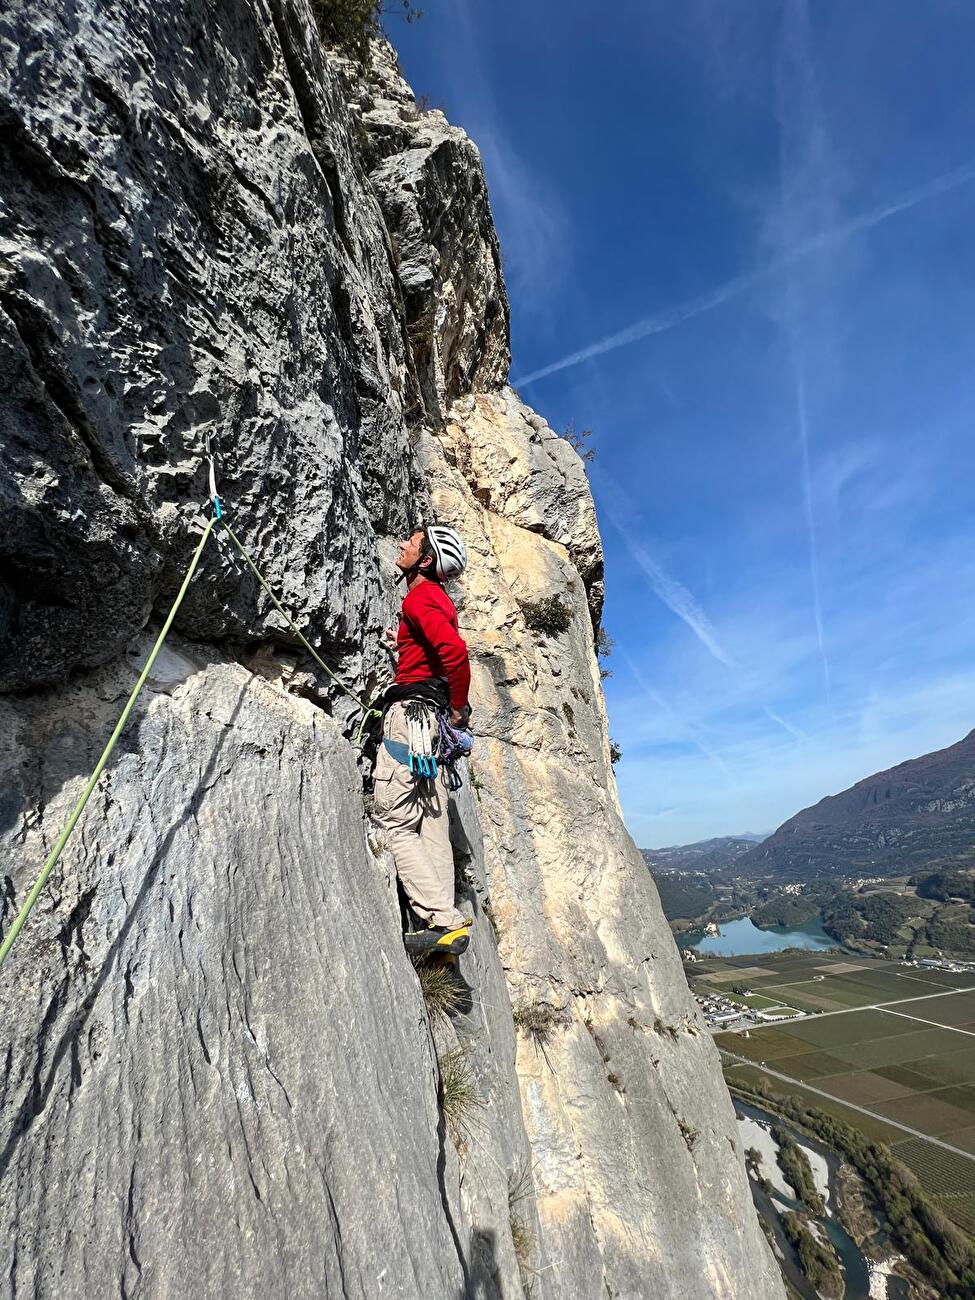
<box><xmin>396</xmin><ymin>530</ymin><xmax>428</xmax><ymax>573</ymax></box>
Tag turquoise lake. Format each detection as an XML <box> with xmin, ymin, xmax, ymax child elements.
<box><xmin>684</xmin><ymin>915</ymin><xmax>837</xmax><ymax>956</ymax></box>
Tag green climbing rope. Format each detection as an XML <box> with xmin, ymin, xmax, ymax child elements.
<box><xmin>218</xmin><ymin>522</ymin><xmax>383</xmax><ymax>740</ymax></box>
<box><xmin>0</xmin><ymin>493</ymin><xmax>386</xmax><ymax>973</ymax></box>
<box><xmin>0</xmin><ymin>516</ymin><xmax>217</xmax><ymax>971</ymax></box>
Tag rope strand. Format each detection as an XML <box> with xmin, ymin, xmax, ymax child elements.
<box><xmin>218</xmin><ymin>523</ymin><xmax>382</xmax><ymax>728</ymax></box>
<box><xmin>0</xmin><ymin>516</ymin><xmax>217</xmax><ymax>970</ymax></box>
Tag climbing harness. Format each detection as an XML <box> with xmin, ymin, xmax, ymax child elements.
<box><xmin>381</xmin><ymin>701</ymin><xmax>473</xmax><ymax>792</ymax></box>
<box><xmin>0</xmin><ymin>445</ymin><xmax>383</xmax><ymax>971</ymax></box>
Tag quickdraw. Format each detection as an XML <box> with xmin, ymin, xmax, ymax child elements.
<box><xmin>400</xmin><ymin>701</ymin><xmax>474</xmax><ymax>790</ymax></box>
<box><xmin>404</xmin><ymin>700</ymin><xmax>438</xmax><ymax>777</ymax></box>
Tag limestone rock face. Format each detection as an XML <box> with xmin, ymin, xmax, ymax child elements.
<box><xmin>0</xmin><ymin>3</ymin><xmax>783</xmax><ymax>1297</ymax></box>
<box><xmin>443</xmin><ymin>390</ymin><xmax>604</xmax><ymax>626</ymax></box>
<box><xmin>423</xmin><ymin>400</ymin><xmax>783</xmax><ymax>1299</ymax></box>
<box><xmin>0</xmin><ymin>650</ymin><xmax>472</xmax><ymax>1298</ymax></box>
<box><xmin>349</xmin><ymin>44</ymin><xmax>510</xmax><ymax>419</ymax></box>
<box><xmin>0</xmin><ymin>0</ymin><xmax>423</xmax><ymax>695</ymax></box>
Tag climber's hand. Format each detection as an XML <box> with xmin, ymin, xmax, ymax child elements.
<box><xmin>381</xmin><ymin>624</ymin><xmax>398</xmax><ymax>653</ymax></box>
<box><xmin>450</xmin><ymin>707</ymin><xmax>470</xmax><ymax>729</ymax></box>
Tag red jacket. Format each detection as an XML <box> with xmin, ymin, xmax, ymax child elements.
<box><xmin>395</xmin><ymin>579</ymin><xmax>470</xmax><ymax>711</ymax></box>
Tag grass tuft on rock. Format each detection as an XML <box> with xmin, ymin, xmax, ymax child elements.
<box><xmin>412</xmin><ymin>956</ymin><xmax>464</xmax><ymax>1023</ymax></box>
<box><xmin>513</xmin><ymin>1001</ymin><xmax>566</xmax><ymax>1044</ymax></box>
<box><xmin>653</xmin><ymin>1015</ymin><xmax>679</xmax><ymax>1041</ymax></box>
<box><xmin>508</xmin><ymin>1163</ymin><xmax>537</xmax><ymax>1295</ymax></box>
<box><xmin>437</xmin><ymin>1046</ymin><xmax>483</xmax><ymax>1139</ymax></box>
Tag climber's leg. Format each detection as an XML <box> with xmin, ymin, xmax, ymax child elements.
<box><xmin>374</xmin><ymin>703</ymin><xmax>468</xmax><ymax>935</ymax></box>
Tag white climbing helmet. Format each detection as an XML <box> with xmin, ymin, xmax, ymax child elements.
<box><xmin>425</xmin><ymin>524</ymin><xmax>467</xmax><ymax>581</ymax></box>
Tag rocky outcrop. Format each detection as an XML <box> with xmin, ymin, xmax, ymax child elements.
<box><xmin>0</xmin><ymin>0</ymin><xmax>423</xmax><ymax>698</ymax></box>
<box><xmin>0</xmin><ymin>2</ymin><xmax>783</xmax><ymax>1297</ymax></box>
<box><xmin>346</xmin><ymin>42</ymin><xmax>510</xmax><ymax>421</ymax></box>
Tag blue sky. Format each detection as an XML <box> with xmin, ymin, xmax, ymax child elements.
<box><xmin>394</xmin><ymin>0</ymin><xmax>975</xmax><ymax>848</ymax></box>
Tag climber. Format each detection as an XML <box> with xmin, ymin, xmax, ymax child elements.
<box><xmin>374</xmin><ymin>524</ymin><xmax>474</xmax><ymax>956</ymax></box>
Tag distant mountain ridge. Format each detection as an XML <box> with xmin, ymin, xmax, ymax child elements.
<box><xmin>741</xmin><ymin>729</ymin><xmax>975</xmax><ymax>879</ymax></box>
<box><xmin>642</xmin><ymin>835</ymin><xmax>765</xmax><ymax>873</ymax></box>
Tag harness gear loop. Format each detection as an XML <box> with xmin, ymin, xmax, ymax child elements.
<box><xmin>387</xmin><ymin>699</ymin><xmax>472</xmax><ymax>791</ymax></box>
<box><xmin>0</xmin><ymin>515</ymin><xmax>218</xmax><ymax>971</ymax></box>
<box><xmin>404</xmin><ymin>699</ymin><xmax>439</xmax><ymax>779</ymax></box>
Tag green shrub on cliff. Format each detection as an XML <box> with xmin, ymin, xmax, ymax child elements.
<box><xmin>311</xmin><ymin>0</ymin><xmax>421</xmax><ymax>63</ymax></box>
<box><xmin>518</xmin><ymin>595</ymin><xmax>573</xmax><ymax>637</ymax></box>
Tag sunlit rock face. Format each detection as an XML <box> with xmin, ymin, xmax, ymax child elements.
<box><xmin>0</xmin><ymin>2</ymin><xmax>782</xmax><ymax>1296</ymax></box>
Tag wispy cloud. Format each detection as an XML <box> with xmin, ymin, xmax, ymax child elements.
<box><xmin>618</xmin><ymin>668</ymin><xmax>975</xmax><ymax>846</ymax></box>
<box><xmin>792</xmin><ymin>332</ymin><xmax>833</xmax><ymax>714</ymax></box>
<box><xmin>474</xmin><ymin>130</ymin><xmax>569</xmax><ymax>301</ymax></box>
<box><xmin>438</xmin><ymin>1</ymin><xmax>569</xmax><ymax>302</ymax></box>
<box><xmin>763</xmin><ymin>705</ymin><xmax>806</xmax><ymax>743</ymax></box>
<box><xmin>596</xmin><ymin>469</ymin><xmax>736</xmax><ymax>668</ymax></box>
<box><xmin>623</xmin><ymin>653</ymin><xmax>735</xmax><ymax>783</ymax></box>
<box><xmin>629</xmin><ymin>540</ymin><xmax>736</xmax><ymax>669</ymax></box>
<box><xmin>512</xmin><ymin>158</ymin><xmax>975</xmax><ymax>386</ymax></box>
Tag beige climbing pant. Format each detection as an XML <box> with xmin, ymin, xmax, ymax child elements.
<box><xmin>373</xmin><ymin>702</ymin><xmax>466</xmax><ymax>930</ymax></box>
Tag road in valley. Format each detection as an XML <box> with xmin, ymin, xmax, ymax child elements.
<box><xmin>720</xmin><ymin>1048</ymin><xmax>975</xmax><ymax>1162</ymax></box>
<box><xmin>726</xmin><ymin>982</ymin><xmax>975</xmax><ymax>1031</ymax></box>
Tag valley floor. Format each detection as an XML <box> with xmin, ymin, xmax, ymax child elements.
<box><xmin>687</xmin><ymin>950</ymin><xmax>975</xmax><ymax>1234</ymax></box>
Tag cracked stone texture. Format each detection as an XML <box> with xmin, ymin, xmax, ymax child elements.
<box><xmin>0</xmin><ymin>646</ymin><xmax>525</xmax><ymax>1298</ymax></box>
<box><xmin>342</xmin><ymin>42</ymin><xmax>511</xmax><ymax>422</ymax></box>
<box><xmin>422</xmin><ymin>396</ymin><xmax>785</xmax><ymax>1299</ymax></box>
<box><xmin>0</xmin><ymin>1</ymin><xmax>783</xmax><ymax>1296</ymax></box>
<box><xmin>0</xmin><ymin>0</ymin><xmax>427</xmax><ymax>694</ymax></box>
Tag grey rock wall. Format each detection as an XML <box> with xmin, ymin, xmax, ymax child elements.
<box><xmin>0</xmin><ymin>2</ymin><xmax>783</xmax><ymax>1297</ymax></box>
<box><xmin>0</xmin><ymin>649</ymin><xmax>474</xmax><ymax>1298</ymax></box>
<box><xmin>0</xmin><ymin>0</ymin><xmax>422</xmax><ymax>696</ymax></box>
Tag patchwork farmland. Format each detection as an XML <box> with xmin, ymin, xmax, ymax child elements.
<box><xmin>689</xmin><ymin>951</ymin><xmax>975</xmax><ymax>1228</ymax></box>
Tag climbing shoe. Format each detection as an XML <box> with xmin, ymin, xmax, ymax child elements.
<box><xmin>404</xmin><ymin>921</ymin><xmax>472</xmax><ymax>956</ymax></box>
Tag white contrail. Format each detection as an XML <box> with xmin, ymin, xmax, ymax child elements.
<box><xmin>624</xmin><ymin>656</ymin><xmax>735</xmax><ymax>784</ymax></box>
<box><xmin>763</xmin><ymin>706</ymin><xmax>806</xmax><ymax>742</ymax></box>
<box><xmin>514</xmin><ymin>270</ymin><xmax>759</xmax><ymax>386</ymax></box>
<box><xmin>777</xmin><ymin>0</ymin><xmax>835</xmax><ymax>721</ymax></box>
<box><xmin>513</xmin><ymin>159</ymin><xmax>975</xmax><ymax>387</ymax></box>
<box><xmin>595</xmin><ymin>468</ymin><xmax>735</xmax><ymax>668</ymax></box>
<box><xmin>628</xmin><ymin>539</ymin><xmax>736</xmax><ymax>669</ymax></box>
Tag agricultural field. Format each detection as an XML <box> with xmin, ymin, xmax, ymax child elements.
<box><xmin>697</xmin><ymin>950</ymin><xmax>975</xmax><ymax>1227</ymax></box>
<box><xmin>691</xmin><ymin>949</ymin><xmax>975</xmax><ymax>1014</ymax></box>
